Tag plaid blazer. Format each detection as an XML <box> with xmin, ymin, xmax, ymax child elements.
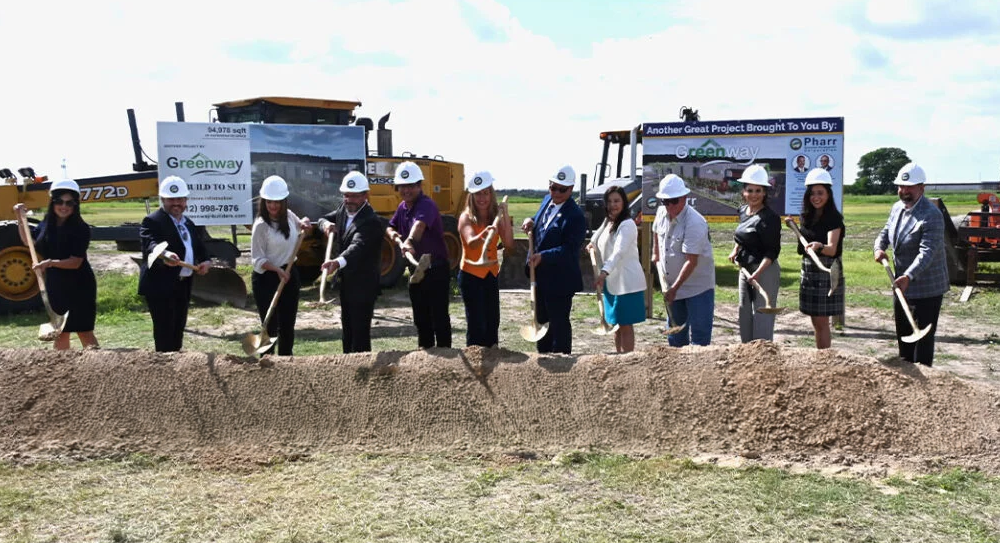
<box><xmin>874</xmin><ymin>196</ymin><xmax>950</xmax><ymax>299</ymax></box>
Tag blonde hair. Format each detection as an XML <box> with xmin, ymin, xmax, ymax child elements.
<box><xmin>463</xmin><ymin>187</ymin><xmax>498</xmax><ymax>226</ymax></box>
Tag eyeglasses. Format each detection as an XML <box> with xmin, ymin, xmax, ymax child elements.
<box><xmin>177</xmin><ymin>223</ymin><xmax>189</xmax><ymax>242</ymax></box>
<box><xmin>52</xmin><ymin>198</ymin><xmax>77</xmax><ymax>207</ymax></box>
<box><xmin>549</xmin><ymin>184</ymin><xmax>571</xmax><ymax>194</ymax></box>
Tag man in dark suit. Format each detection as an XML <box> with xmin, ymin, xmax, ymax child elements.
<box><xmin>320</xmin><ymin>171</ymin><xmax>385</xmax><ymax>353</ymax></box>
<box><xmin>521</xmin><ymin>165</ymin><xmax>586</xmax><ymax>354</ymax></box>
<box><xmin>793</xmin><ymin>155</ymin><xmax>808</xmax><ymax>173</ymax></box>
<box><xmin>138</xmin><ymin>176</ymin><xmax>211</xmax><ymax>352</ymax></box>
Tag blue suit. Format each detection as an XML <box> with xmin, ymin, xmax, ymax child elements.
<box><xmin>526</xmin><ymin>194</ymin><xmax>586</xmax><ymax>353</ymax></box>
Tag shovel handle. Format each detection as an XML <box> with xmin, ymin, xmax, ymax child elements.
<box><xmin>880</xmin><ymin>258</ymin><xmax>922</xmax><ymax>331</ymax></box>
<box><xmin>15</xmin><ymin>214</ymin><xmax>47</xmax><ymax>292</ymax></box>
<box><xmin>739</xmin><ymin>266</ymin><xmax>775</xmax><ymax>307</ymax></box>
<box><xmin>784</xmin><ymin>217</ymin><xmax>830</xmax><ymax>273</ymax></box>
<box><xmin>319</xmin><ymin>231</ymin><xmax>336</xmax><ymax>301</ymax></box>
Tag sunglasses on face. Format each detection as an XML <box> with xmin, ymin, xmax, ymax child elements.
<box><xmin>662</xmin><ymin>197</ymin><xmax>681</xmax><ymax>206</ymax></box>
<box><xmin>549</xmin><ymin>184</ymin><xmax>571</xmax><ymax>194</ymax></box>
<box><xmin>52</xmin><ymin>198</ymin><xmax>77</xmax><ymax>207</ymax></box>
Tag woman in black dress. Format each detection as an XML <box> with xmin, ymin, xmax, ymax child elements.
<box><xmin>14</xmin><ymin>179</ymin><xmax>99</xmax><ymax>350</ymax></box>
<box><xmin>797</xmin><ymin>168</ymin><xmax>845</xmax><ymax>349</ymax></box>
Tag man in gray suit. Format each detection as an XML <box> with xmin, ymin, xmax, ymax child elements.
<box><xmin>873</xmin><ymin>163</ymin><xmax>949</xmax><ymax>366</ymax></box>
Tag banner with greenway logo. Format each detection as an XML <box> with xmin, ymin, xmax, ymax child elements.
<box><xmin>641</xmin><ymin>117</ymin><xmax>844</xmax><ymax>220</ymax></box>
<box><xmin>157</xmin><ymin>122</ymin><xmax>366</xmax><ymax>225</ymax></box>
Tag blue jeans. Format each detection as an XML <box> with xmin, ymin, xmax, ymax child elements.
<box><xmin>667</xmin><ymin>288</ymin><xmax>714</xmax><ymax>347</ymax></box>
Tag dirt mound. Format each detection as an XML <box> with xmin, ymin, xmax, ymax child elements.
<box><xmin>2</xmin><ymin>344</ymin><xmax>999</xmax><ymax>472</ymax></box>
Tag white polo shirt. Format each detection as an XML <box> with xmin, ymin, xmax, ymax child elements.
<box><xmin>653</xmin><ymin>204</ymin><xmax>715</xmax><ymax>300</ymax></box>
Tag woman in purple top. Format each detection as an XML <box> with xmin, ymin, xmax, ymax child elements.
<box><xmin>386</xmin><ymin>161</ymin><xmax>452</xmax><ymax>348</ymax></box>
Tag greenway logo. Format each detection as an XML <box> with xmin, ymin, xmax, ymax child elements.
<box><xmin>676</xmin><ymin>139</ymin><xmax>759</xmax><ymax>163</ymax></box>
<box><xmin>165</xmin><ymin>153</ymin><xmax>243</xmax><ymax>176</ymax></box>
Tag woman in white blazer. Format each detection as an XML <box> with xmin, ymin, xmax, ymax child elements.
<box><xmin>587</xmin><ymin>185</ymin><xmax>647</xmax><ymax>352</ymax></box>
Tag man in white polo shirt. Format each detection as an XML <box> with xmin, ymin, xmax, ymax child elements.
<box><xmin>651</xmin><ymin>174</ymin><xmax>716</xmax><ymax>346</ymax></box>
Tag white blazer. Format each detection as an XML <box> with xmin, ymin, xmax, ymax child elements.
<box><xmin>593</xmin><ymin>218</ymin><xmax>647</xmax><ymax>295</ymax></box>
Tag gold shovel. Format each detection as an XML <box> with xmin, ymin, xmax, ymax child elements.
<box><xmin>394</xmin><ymin>236</ymin><xmax>431</xmax><ymax>284</ymax></box>
<box><xmin>519</xmin><ymin>234</ymin><xmax>549</xmax><ymax>342</ymax></box>
<box><xmin>739</xmin><ymin>267</ymin><xmax>786</xmax><ymax>315</ymax></box>
<box><xmin>880</xmin><ymin>259</ymin><xmax>932</xmax><ymax>343</ymax></box>
<box><xmin>242</xmin><ymin>233</ymin><xmax>306</xmax><ymax>356</ymax></box>
<box><xmin>464</xmin><ymin>196</ymin><xmax>508</xmax><ymax>267</ymax></box>
<box><xmin>655</xmin><ymin>262</ymin><xmax>687</xmax><ymax>336</ymax></box>
<box><xmin>784</xmin><ymin>217</ymin><xmax>840</xmax><ymax>296</ymax></box>
<box><xmin>16</xmin><ymin>213</ymin><xmax>67</xmax><ymax>341</ymax></box>
<box><xmin>587</xmin><ymin>246</ymin><xmax>618</xmax><ymax>336</ymax></box>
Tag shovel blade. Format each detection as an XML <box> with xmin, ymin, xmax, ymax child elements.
<box><xmin>901</xmin><ymin>324</ymin><xmax>932</xmax><ymax>344</ymax></box>
<box><xmin>519</xmin><ymin>322</ymin><xmax>549</xmax><ymax>342</ymax></box>
<box><xmin>758</xmin><ymin>307</ymin><xmax>786</xmax><ymax>315</ymax></box>
<box><xmin>242</xmin><ymin>332</ymin><xmax>274</xmax><ymax>356</ymax></box>
<box><xmin>38</xmin><ymin>319</ymin><xmax>63</xmax><ymax>342</ymax></box>
<box><xmin>828</xmin><ymin>259</ymin><xmax>842</xmax><ymax>296</ymax></box>
<box><xmin>408</xmin><ymin>254</ymin><xmax>431</xmax><ymax>284</ymax></box>
<box><xmin>591</xmin><ymin>322</ymin><xmax>618</xmax><ymax>336</ymax></box>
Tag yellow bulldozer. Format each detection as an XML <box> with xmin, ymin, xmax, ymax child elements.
<box><xmin>0</xmin><ymin>97</ymin><xmax>467</xmax><ymax>312</ymax></box>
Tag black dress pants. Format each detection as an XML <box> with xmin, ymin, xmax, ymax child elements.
<box><xmin>251</xmin><ymin>268</ymin><xmax>301</xmax><ymax>356</ymax></box>
<box><xmin>408</xmin><ymin>263</ymin><xmax>452</xmax><ymax>348</ymax></box>
<box><xmin>145</xmin><ymin>276</ymin><xmax>193</xmax><ymax>352</ymax></box>
<box><xmin>340</xmin><ymin>290</ymin><xmax>376</xmax><ymax>354</ymax></box>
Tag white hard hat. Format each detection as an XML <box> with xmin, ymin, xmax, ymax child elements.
<box><xmin>340</xmin><ymin>171</ymin><xmax>369</xmax><ymax>193</ymax></box>
<box><xmin>804</xmin><ymin>168</ymin><xmax>833</xmax><ymax>186</ymax></box>
<box><xmin>894</xmin><ymin>162</ymin><xmax>926</xmax><ymax>186</ymax></box>
<box><xmin>259</xmin><ymin>175</ymin><xmax>289</xmax><ymax>200</ymax></box>
<box><xmin>159</xmin><ymin>175</ymin><xmax>190</xmax><ymax>198</ymax></box>
<box><xmin>655</xmin><ymin>174</ymin><xmax>690</xmax><ymax>199</ymax></box>
<box><xmin>394</xmin><ymin>161</ymin><xmax>424</xmax><ymax>185</ymax></box>
<box><xmin>738</xmin><ymin>165</ymin><xmax>770</xmax><ymax>186</ymax></box>
<box><xmin>549</xmin><ymin>165</ymin><xmax>575</xmax><ymax>187</ymax></box>
<box><xmin>467</xmin><ymin>171</ymin><xmax>495</xmax><ymax>193</ymax></box>
<box><xmin>49</xmin><ymin>178</ymin><xmax>80</xmax><ymax>195</ymax></box>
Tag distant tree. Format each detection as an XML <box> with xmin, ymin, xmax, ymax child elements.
<box><xmin>856</xmin><ymin>147</ymin><xmax>910</xmax><ymax>195</ymax></box>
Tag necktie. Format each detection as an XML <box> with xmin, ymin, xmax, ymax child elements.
<box><xmin>541</xmin><ymin>203</ymin><xmax>555</xmax><ymax>228</ymax></box>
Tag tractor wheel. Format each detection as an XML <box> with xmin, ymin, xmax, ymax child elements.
<box><xmin>380</xmin><ymin>233</ymin><xmax>405</xmax><ymax>288</ymax></box>
<box><xmin>0</xmin><ymin>221</ymin><xmax>42</xmax><ymax>314</ymax></box>
<box><xmin>442</xmin><ymin>215</ymin><xmax>461</xmax><ymax>272</ymax></box>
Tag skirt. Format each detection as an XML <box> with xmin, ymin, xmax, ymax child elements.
<box><xmin>602</xmin><ymin>286</ymin><xmax>646</xmax><ymax>326</ymax></box>
<box><xmin>799</xmin><ymin>255</ymin><xmax>844</xmax><ymax>317</ymax></box>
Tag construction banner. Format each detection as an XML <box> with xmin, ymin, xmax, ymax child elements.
<box><xmin>157</xmin><ymin>123</ymin><xmax>366</xmax><ymax>225</ymax></box>
<box><xmin>640</xmin><ymin>117</ymin><xmax>844</xmax><ymax>220</ymax></box>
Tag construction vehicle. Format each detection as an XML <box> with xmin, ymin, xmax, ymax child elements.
<box><xmin>0</xmin><ymin>97</ymin><xmax>467</xmax><ymax>313</ymax></box>
<box><xmin>939</xmin><ymin>191</ymin><xmax>1000</xmax><ymax>296</ymax></box>
<box><xmin>583</xmin><ymin>128</ymin><xmax>644</xmax><ymax>232</ymax></box>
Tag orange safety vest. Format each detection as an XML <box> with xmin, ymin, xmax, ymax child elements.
<box><xmin>460</xmin><ymin>221</ymin><xmax>500</xmax><ymax>278</ymax></box>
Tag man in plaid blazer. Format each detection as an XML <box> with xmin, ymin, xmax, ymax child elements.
<box><xmin>873</xmin><ymin>163</ymin><xmax>950</xmax><ymax>366</ymax></box>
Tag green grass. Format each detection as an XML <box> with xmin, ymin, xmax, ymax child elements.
<box><xmin>1</xmin><ymin>454</ymin><xmax>998</xmax><ymax>542</ymax></box>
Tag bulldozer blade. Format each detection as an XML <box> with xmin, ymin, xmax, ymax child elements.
<box><xmin>828</xmin><ymin>258</ymin><xmax>842</xmax><ymax>296</ymax></box>
<box><xmin>192</xmin><ymin>267</ymin><xmax>248</xmax><ymax>308</ymax></box>
<box><xmin>902</xmin><ymin>323</ymin><xmax>933</xmax><ymax>344</ymax></box>
<box><xmin>519</xmin><ymin>322</ymin><xmax>549</xmax><ymax>342</ymax></box>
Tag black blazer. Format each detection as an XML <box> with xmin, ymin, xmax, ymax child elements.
<box><xmin>322</xmin><ymin>202</ymin><xmax>384</xmax><ymax>303</ymax></box>
<box><xmin>138</xmin><ymin>208</ymin><xmax>208</xmax><ymax>297</ymax></box>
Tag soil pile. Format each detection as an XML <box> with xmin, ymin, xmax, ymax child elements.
<box><xmin>1</xmin><ymin>344</ymin><xmax>999</xmax><ymax>471</ymax></box>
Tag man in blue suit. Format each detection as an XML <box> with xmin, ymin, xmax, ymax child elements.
<box><xmin>874</xmin><ymin>162</ymin><xmax>950</xmax><ymax>366</ymax></box>
<box><xmin>521</xmin><ymin>165</ymin><xmax>586</xmax><ymax>354</ymax></box>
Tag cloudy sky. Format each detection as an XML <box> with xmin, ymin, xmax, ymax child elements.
<box><xmin>3</xmin><ymin>0</ymin><xmax>998</xmax><ymax>190</ymax></box>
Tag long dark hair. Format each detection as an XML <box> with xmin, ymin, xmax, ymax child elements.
<box><xmin>258</xmin><ymin>198</ymin><xmax>290</xmax><ymax>239</ymax></box>
<box><xmin>800</xmin><ymin>184</ymin><xmax>839</xmax><ymax>227</ymax></box>
<box><xmin>42</xmin><ymin>189</ymin><xmax>85</xmax><ymax>244</ymax></box>
<box><xmin>604</xmin><ymin>185</ymin><xmax>631</xmax><ymax>233</ymax></box>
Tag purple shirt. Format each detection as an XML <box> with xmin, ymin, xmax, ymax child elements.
<box><xmin>389</xmin><ymin>193</ymin><xmax>448</xmax><ymax>263</ymax></box>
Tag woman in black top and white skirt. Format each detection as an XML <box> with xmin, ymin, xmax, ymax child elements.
<box><xmin>728</xmin><ymin>165</ymin><xmax>782</xmax><ymax>343</ymax></box>
<box><xmin>797</xmin><ymin>168</ymin><xmax>845</xmax><ymax>349</ymax></box>
<box><xmin>14</xmin><ymin>179</ymin><xmax>99</xmax><ymax>350</ymax></box>
<box><xmin>250</xmin><ymin>175</ymin><xmax>310</xmax><ymax>356</ymax></box>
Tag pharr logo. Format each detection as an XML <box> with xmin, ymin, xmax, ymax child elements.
<box><xmin>789</xmin><ymin>138</ymin><xmax>803</xmax><ymax>150</ymax></box>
